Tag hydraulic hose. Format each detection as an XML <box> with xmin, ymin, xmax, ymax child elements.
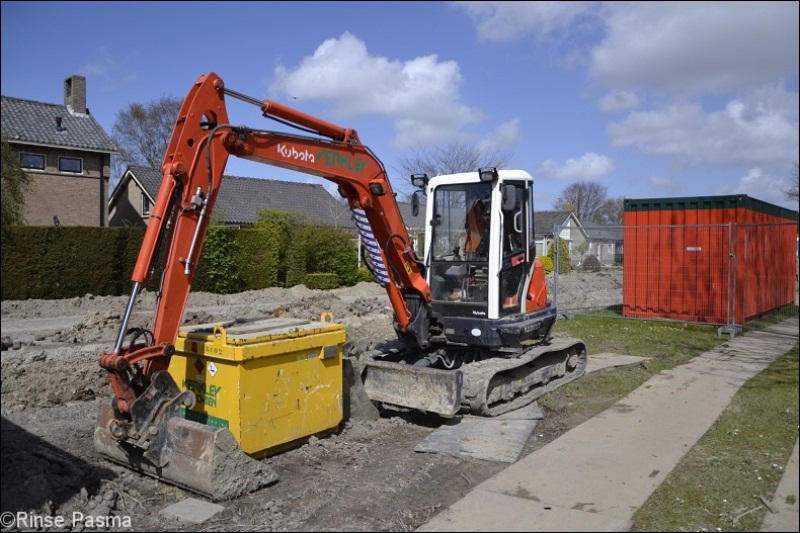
<box><xmin>351</xmin><ymin>208</ymin><xmax>390</xmax><ymax>286</ymax></box>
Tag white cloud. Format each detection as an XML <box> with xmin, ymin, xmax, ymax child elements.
<box><xmin>478</xmin><ymin>118</ymin><xmax>521</xmax><ymax>155</ymax></box>
<box><xmin>590</xmin><ymin>2</ymin><xmax>799</xmax><ymax>95</ymax></box>
<box><xmin>79</xmin><ymin>47</ymin><xmax>137</xmax><ymax>91</ymax></box>
<box><xmin>453</xmin><ymin>1</ymin><xmax>799</xmax><ymax>205</ymax></box>
<box><xmin>535</xmin><ymin>152</ymin><xmax>614</xmax><ymax>181</ymax></box>
<box><xmin>649</xmin><ymin>176</ymin><xmax>676</xmax><ymax>191</ymax></box>
<box><xmin>454</xmin><ymin>1</ymin><xmax>596</xmax><ymax>42</ymax></box>
<box><xmin>727</xmin><ymin>167</ymin><xmax>791</xmax><ymax>206</ymax></box>
<box><xmin>270</xmin><ymin>32</ymin><xmax>482</xmax><ymax>148</ymax></box>
<box><xmin>608</xmin><ymin>84</ymin><xmax>799</xmax><ymax>167</ymax></box>
<box><xmin>456</xmin><ymin>2</ymin><xmax>798</xmax><ymax>96</ymax></box>
<box><xmin>597</xmin><ymin>90</ymin><xmax>640</xmax><ymax>112</ymax></box>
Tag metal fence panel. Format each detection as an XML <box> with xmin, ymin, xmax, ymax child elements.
<box><xmin>734</xmin><ymin>222</ymin><xmax>798</xmax><ymax>331</ymax></box>
<box><xmin>552</xmin><ymin>222</ymin><xmax>798</xmax><ymax>332</ymax></box>
<box><xmin>622</xmin><ymin>224</ymin><xmax>731</xmax><ymax>324</ymax></box>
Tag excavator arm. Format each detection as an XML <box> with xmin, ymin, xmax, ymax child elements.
<box><xmin>99</xmin><ymin>72</ymin><xmax>433</xmax><ymax>421</ymax></box>
<box><xmin>94</xmin><ymin>73</ymin><xmax>440</xmax><ymax>499</ymax></box>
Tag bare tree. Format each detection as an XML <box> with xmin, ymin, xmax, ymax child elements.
<box><xmin>111</xmin><ymin>95</ymin><xmax>182</xmax><ymax>185</ymax></box>
<box><xmin>554</xmin><ymin>182</ymin><xmax>608</xmax><ymax>222</ymax></box>
<box><xmin>593</xmin><ymin>197</ymin><xmax>624</xmax><ymax>225</ymax></box>
<box><xmin>786</xmin><ymin>161</ymin><xmax>799</xmax><ymax>204</ymax></box>
<box><xmin>325</xmin><ymin>190</ymin><xmax>350</xmax><ymax>227</ymax></box>
<box><xmin>393</xmin><ymin>140</ymin><xmax>512</xmax><ymax>197</ymax></box>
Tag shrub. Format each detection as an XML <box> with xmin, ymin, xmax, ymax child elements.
<box><xmin>547</xmin><ymin>238</ymin><xmax>571</xmax><ymax>274</ymax></box>
<box><xmin>284</xmin><ymin>224</ymin><xmax>358</xmax><ymax>287</ymax></box>
<box><xmin>582</xmin><ymin>254</ymin><xmax>601</xmax><ymax>273</ymax></box>
<box><xmin>255</xmin><ymin>209</ymin><xmax>306</xmax><ymax>286</ymax></box>
<box><xmin>537</xmin><ymin>255</ymin><xmax>554</xmax><ymax>273</ymax></box>
<box><xmin>356</xmin><ymin>267</ymin><xmax>377</xmax><ymax>283</ymax></box>
<box><xmin>304</xmin><ymin>273</ymin><xmax>339</xmax><ymax>290</ymax></box>
<box><xmin>235</xmin><ymin>229</ymin><xmax>280</xmax><ymax>289</ymax></box>
<box><xmin>202</xmin><ymin>225</ymin><xmax>244</xmax><ymax>294</ymax></box>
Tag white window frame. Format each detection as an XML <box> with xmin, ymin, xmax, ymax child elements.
<box><xmin>142</xmin><ymin>195</ymin><xmax>152</xmax><ymax>216</ymax></box>
<box><xmin>58</xmin><ymin>156</ymin><xmax>83</xmax><ymax>174</ymax></box>
<box><xmin>20</xmin><ymin>152</ymin><xmax>46</xmax><ymax>170</ymax></box>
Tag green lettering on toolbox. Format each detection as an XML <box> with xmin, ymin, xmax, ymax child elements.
<box><xmin>180</xmin><ymin>407</ymin><xmax>230</xmax><ymax>429</ymax></box>
<box><xmin>182</xmin><ymin>379</ymin><xmax>223</xmax><ymax>408</ymax></box>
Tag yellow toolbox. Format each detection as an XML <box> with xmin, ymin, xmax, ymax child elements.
<box><xmin>168</xmin><ymin>313</ymin><xmax>346</xmax><ymax>458</ymax></box>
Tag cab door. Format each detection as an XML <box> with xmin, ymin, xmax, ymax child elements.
<box><xmin>498</xmin><ymin>181</ymin><xmax>530</xmax><ymax>315</ymax></box>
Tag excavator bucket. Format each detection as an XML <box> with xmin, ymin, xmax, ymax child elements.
<box><xmin>94</xmin><ymin>373</ymin><xmax>278</xmax><ymax>501</ymax></box>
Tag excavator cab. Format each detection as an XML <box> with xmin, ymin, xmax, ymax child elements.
<box><xmin>423</xmin><ymin>169</ymin><xmax>542</xmax><ymax>347</ymax></box>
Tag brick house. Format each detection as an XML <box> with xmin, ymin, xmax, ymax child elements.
<box><xmin>1</xmin><ymin>75</ymin><xmax>118</xmax><ymax>226</ymax></box>
<box><xmin>108</xmin><ymin>165</ymin><xmax>356</xmax><ymax>230</ymax></box>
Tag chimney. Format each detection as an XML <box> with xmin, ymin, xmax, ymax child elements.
<box><xmin>64</xmin><ymin>75</ymin><xmax>87</xmax><ymax>114</ymax></box>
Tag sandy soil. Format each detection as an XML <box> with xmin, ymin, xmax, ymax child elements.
<box><xmin>1</xmin><ymin>272</ymin><xmax>622</xmax><ymax>532</ymax></box>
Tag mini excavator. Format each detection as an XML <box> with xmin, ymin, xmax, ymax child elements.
<box><xmin>95</xmin><ymin>73</ymin><xmax>586</xmax><ymax>500</ymax></box>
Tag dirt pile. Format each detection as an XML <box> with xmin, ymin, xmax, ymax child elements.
<box><xmin>547</xmin><ymin>270</ymin><xmax>623</xmax><ymax>312</ymax></box>
<box><xmin>0</xmin><ymin>273</ymin><xmax>621</xmax><ymax>531</ymax></box>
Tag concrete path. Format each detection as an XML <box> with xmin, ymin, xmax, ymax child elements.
<box><xmin>417</xmin><ymin>318</ymin><xmax>799</xmax><ymax>532</ymax></box>
<box><xmin>761</xmin><ymin>438</ymin><xmax>799</xmax><ymax>532</ymax></box>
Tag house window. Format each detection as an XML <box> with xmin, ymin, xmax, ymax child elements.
<box><xmin>20</xmin><ymin>153</ymin><xmax>45</xmax><ymax>170</ymax></box>
<box><xmin>58</xmin><ymin>156</ymin><xmax>82</xmax><ymax>173</ymax></box>
<box><xmin>142</xmin><ymin>196</ymin><xmax>152</xmax><ymax>216</ymax></box>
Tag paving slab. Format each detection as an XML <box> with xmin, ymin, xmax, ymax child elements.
<box><xmin>418</xmin><ymin>319</ymin><xmax>798</xmax><ymax>532</ymax></box>
<box><xmin>160</xmin><ymin>498</ymin><xmax>225</xmax><ymax>523</ymax></box>
<box><xmin>760</xmin><ymin>438</ymin><xmax>799</xmax><ymax>532</ymax></box>
<box><xmin>417</xmin><ymin>489</ymin><xmax>632</xmax><ymax>532</ymax></box>
<box><xmin>415</xmin><ymin>415</ymin><xmax>540</xmax><ymax>463</ymax></box>
<box><xmin>586</xmin><ymin>352</ymin><xmax>650</xmax><ymax>374</ymax></box>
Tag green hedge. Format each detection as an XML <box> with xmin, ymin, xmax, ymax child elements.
<box><xmin>1</xmin><ymin>226</ymin><xmax>147</xmax><ymax>300</ymax></box>
<box><xmin>304</xmin><ymin>273</ymin><xmax>339</xmax><ymax>290</ymax></box>
<box><xmin>1</xmin><ymin>220</ymin><xmax>362</xmax><ymax>300</ymax></box>
<box><xmin>547</xmin><ymin>238</ymin><xmax>571</xmax><ymax>274</ymax></box>
<box><xmin>356</xmin><ymin>267</ymin><xmax>376</xmax><ymax>283</ymax></box>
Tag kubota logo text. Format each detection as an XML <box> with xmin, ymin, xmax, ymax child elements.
<box><xmin>277</xmin><ymin>144</ymin><xmax>315</xmax><ymax>162</ymax></box>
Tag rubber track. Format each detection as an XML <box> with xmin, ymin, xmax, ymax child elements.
<box><xmin>460</xmin><ymin>336</ymin><xmax>587</xmax><ymax>416</ymax></box>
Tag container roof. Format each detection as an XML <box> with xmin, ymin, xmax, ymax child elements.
<box><xmin>624</xmin><ymin>195</ymin><xmax>798</xmax><ymax>221</ymax></box>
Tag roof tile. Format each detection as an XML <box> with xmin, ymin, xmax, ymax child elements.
<box><xmin>124</xmin><ymin>166</ymin><xmax>354</xmax><ymax>228</ymax></box>
<box><xmin>1</xmin><ymin>95</ymin><xmax>117</xmax><ymax>152</ymax></box>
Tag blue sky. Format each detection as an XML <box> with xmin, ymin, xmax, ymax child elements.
<box><xmin>2</xmin><ymin>1</ymin><xmax>798</xmax><ymax>211</ymax></box>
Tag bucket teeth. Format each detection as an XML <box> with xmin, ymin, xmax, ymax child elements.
<box><xmin>95</xmin><ymin>398</ymin><xmax>278</xmax><ymax>501</ymax></box>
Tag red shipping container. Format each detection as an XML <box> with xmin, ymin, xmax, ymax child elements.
<box><xmin>623</xmin><ymin>195</ymin><xmax>797</xmax><ymax>325</ymax></box>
